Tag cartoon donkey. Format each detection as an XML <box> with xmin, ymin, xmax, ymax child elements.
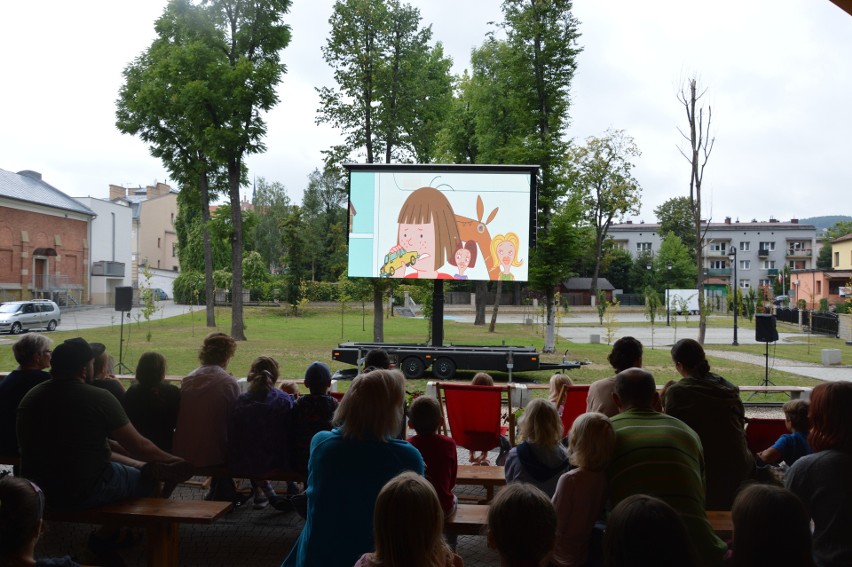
<box><xmin>455</xmin><ymin>195</ymin><xmax>500</xmax><ymax>280</ymax></box>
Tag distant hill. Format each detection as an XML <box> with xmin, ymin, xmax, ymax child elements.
<box><xmin>800</xmin><ymin>215</ymin><xmax>852</xmax><ymax>234</ymax></box>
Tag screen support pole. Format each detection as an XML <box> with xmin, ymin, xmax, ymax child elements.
<box><xmin>432</xmin><ymin>279</ymin><xmax>444</xmax><ymax>347</ymax></box>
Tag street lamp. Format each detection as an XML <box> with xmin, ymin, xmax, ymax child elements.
<box><xmin>665</xmin><ymin>261</ymin><xmax>673</xmax><ymax>326</ymax></box>
<box><xmin>729</xmin><ymin>247</ymin><xmax>739</xmax><ymax>346</ymax></box>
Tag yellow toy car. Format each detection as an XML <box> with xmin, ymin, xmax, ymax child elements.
<box><xmin>380</xmin><ymin>249</ymin><xmax>420</xmax><ymax>277</ymax></box>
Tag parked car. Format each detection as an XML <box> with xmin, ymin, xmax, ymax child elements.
<box><xmin>773</xmin><ymin>295</ymin><xmax>790</xmax><ymax>306</ymax></box>
<box><xmin>0</xmin><ymin>299</ymin><xmax>61</xmax><ymax>334</ymax></box>
<box><xmin>152</xmin><ymin>288</ymin><xmax>169</xmax><ymax>301</ymax></box>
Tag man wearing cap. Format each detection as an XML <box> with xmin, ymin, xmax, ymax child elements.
<box><xmin>16</xmin><ymin>337</ymin><xmax>192</xmax><ymax>511</ymax></box>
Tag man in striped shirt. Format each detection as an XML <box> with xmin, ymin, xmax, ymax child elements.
<box><xmin>607</xmin><ymin>368</ymin><xmax>727</xmax><ymax>567</ymax></box>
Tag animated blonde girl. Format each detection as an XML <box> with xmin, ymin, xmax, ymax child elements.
<box><xmin>387</xmin><ymin>186</ymin><xmax>460</xmax><ymax>279</ymax></box>
<box><xmin>490</xmin><ymin>232</ymin><xmax>524</xmax><ymax>281</ymax></box>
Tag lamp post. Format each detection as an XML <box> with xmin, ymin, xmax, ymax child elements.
<box><xmin>729</xmin><ymin>247</ymin><xmax>739</xmax><ymax>346</ymax></box>
<box><xmin>665</xmin><ymin>261</ymin><xmax>673</xmax><ymax>326</ymax></box>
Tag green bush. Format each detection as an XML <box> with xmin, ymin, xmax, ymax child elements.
<box><xmin>819</xmin><ymin>298</ymin><xmax>830</xmax><ymax>313</ymax></box>
<box><xmin>835</xmin><ymin>301</ymin><xmax>851</xmax><ymax>314</ymax></box>
<box><xmin>302</xmin><ymin>281</ymin><xmax>340</xmax><ymax>302</ymax></box>
<box><xmin>173</xmin><ymin>271</ymin><xmax>206</xmax><ymax>305</ymax></box>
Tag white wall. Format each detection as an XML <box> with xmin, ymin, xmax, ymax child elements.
<box><xmin>77</xmin><ymin>197</ymin><xmax>133</xmax><ymax>305</ymax></box>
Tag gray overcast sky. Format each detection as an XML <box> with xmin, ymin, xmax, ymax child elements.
<box><xmin>2</xmin><ymin>1</ymin><xmax>850</xmax><ymax>224</ymax></box>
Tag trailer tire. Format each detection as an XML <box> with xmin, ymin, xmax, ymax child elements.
<box><xmin>432</xmin><ymin>357</ymin><xmax>456</xmax><ymax>380</ymax></box>
<box><xmin>400</xmin><ymin>356</ymin><xmax>425</xmax><ymax>380</ymax></box>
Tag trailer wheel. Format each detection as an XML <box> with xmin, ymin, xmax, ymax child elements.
<box><xmin>400</xmin><ymin>356</ymin><xmax>425</xmax><ymax>379</ymax></box>
<box><xmin>432</xmin><ymin>357</ymin><xmax>456</xmax><ymax>380</ymax></box>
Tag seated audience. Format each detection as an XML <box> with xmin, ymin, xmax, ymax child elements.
<box><xmin>757</xmin><ymin>399</ymin><xmax>811</xmax><ymax>467</ymax></box>
<box><xmin>278</xmin><ymin>380</ymin><xmax>300</xmax><ymax>399</ymax></box>
<box><xmin>0</xmin><ymin>476</ymin><xmax>81</xmax><ymax>567</ymax></box>
<box><xmin>354</xmin><ymin>472</ymin><xmax>463</xmax><ymax>567</ymax></box>
<box><xmin>0</xmin><ymin>334</ymin><xmax>52</xmax><ymax>461</ymax></box>
<box><xmin>89</xmin><ymin>343</ymin><xmax>125</xmax><ymax>402</ymax></box>
<box><xmin>122</xmin><ymin>352</ymin><xmax>180</xmax><ymax>452</ymax></box>
<box><xmin>16</xmin><ymin>338</ymin><xmax>193</xmax><ymax>558</ymax></box>
<box><xmin>467</xmin><ymin>372</ymin><xmax>509</xmax><ymax>465</ymax></box>
<box><xmin>281</xmin><ymin>369</ymin><xmax>424</xmax><ymax>567</ymax></box>
<box><xmin>586</xmin><ymin>336</ymin><xmax>642</xmax><ymax>417</ymax></box>
<box><xmin>551</xmin><ymin>412</ymin><xmax>615</xmax><ymax>567</ymax></box>
<box><xmin>603</xmin><ymin>494</ymin><xmax>699</xmax><ymax>567</ymax></box>
<box><xmin>487</xmin><ymin>483</ymin><xmax>557</xmax><ymax>567</ymax></box>
<box><xmin>728</xmin><ymin>483</ymin><xmax>814</xmax><ymax>567</ymax></box>
<box><xmin>547</xmin><ymin>373</ymin><xmax>573</xmax><ymax>413</ymax></box>
<box><xmin>504</xmin><ymin>398</ymin><xmax>569</xmax><ymax>497</ymax></box>
<box><xmin>172</xmin><ymin>332</ymin><xmax>241</xmax><ymax>503</ymax></box>
<box><xmin>407</xmin><ymin>395</ymin><xmax>458</xmax><ymax>518</ymax></box>
<box><xmin>290</xmin><ymin>362</ymin><xmax>339</xmax><ymax>475</ymax></box>
<box><xmin>607</xmin><ymin>367</ymin><xmax>726</xmax><ymax>567</ymax></box>
<box><xmin>665</xmin><ymin>338</ymin><xmax>753</xmax><ymax>510</ymax></box>
<box><xmin>228</xmin><ymin>356</ymin><xmax>294</xmax><ymax>510</ymax></box>
<box><xmin>785</xmin><ymin>381</ymin><xmax>852</xmax><ymax>567</ymax></box>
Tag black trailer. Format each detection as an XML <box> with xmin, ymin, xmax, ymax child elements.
<box><xmin>332</xmin><ymin>342</ymin><xmax>586</xmax><ymax>380</ymax></box>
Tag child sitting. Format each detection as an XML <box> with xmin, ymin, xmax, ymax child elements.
<box><xmin>551</xmin><ymin>412</ymin><xmax>615</xmax><ymax>567</ymax></box>
<box><xmin>407</xmin><ymin>396</ymin><xmax>458</xmax><ymax>518</ymax></box>
<box><xmin>548</xmin><ymin>373</ymin><xmax>574</xmax><ymax>413</ymax></box>
<box><xmin>354</xmin><ymin>472</ymin><xmax>463</xmax><ymax>567</ymax></box>
<box><xmin>469</xmin><ymin>372</ymin><xmax>499</xmax><ymax>465</ymax></box>
<box><xmin>0</xmin><ymin>476</ymin><xmax>81</xmax><ymax>566</ymax></box>
<box><xmin>290</xmin><ymin>362</ymin><xmax>339</xmax><ymax>475</ymax></box>
<box><xmin>279</xmin><ymin>380</ymin><xmax>300</xmax><ymax>399</ymax></box>
<box><xmin>757</xmin><ymin>399</ymin><xmax>811</xmax><ymax>467</ymax></box>
<box><xmin>504</xmin><ymin>399</ymin><xmax>570</xmax><ymax>497</ymax></box>
<box><xmin>487</xmin><ymin>483</ymin><xmax>557</xmax><ymax>567</ymax></box>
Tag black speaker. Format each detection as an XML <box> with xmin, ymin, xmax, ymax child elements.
<box><xmin>755</xmin><ymin>314</ymin><xmax>779</xmax><ymax>343</ymax></box>
<box><xmin>115</xmin><ymin>287</ymin><xmax>133</xmax><ymax>312</ymax></box>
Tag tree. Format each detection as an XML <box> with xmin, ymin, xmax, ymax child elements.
<box><xmin>817</xmin><ymin>220</ymin><xmax>852</xmax><ymax>269</ymax></box>
<box><xmin>600</xmin><ymin>246</ymin><xmax>634</xmax><ymax>293</ymax></box>
<box><xmin>678</xmin><ymin>77</ymin><xmax>715</xmax><ymax>345</ymax></box>
<box><xmin>654</xmin><ymin>233</ymin><xmax>697</xmax><ymax>290</ymax></box>
<box><xmin>253</xmin><ymin>178</ymin><xmax>291</xmax><ymax>273</ymax></box>
<box><xmin>281</xmin><ymin>208</ymin><xmax>308</xmax><ymax>313</ymax></box>
<box><xmin>117</xmin><ymin>0</ymin><xmax>292</xmax><ymax>340</ymax></box>
<box><xmin>568</xmin><ymin>128</ymin><xmax>642</xmax><ymax>304</ymax></box>
<box><xmin>629</xmin><ymin>251</ymin><xmax>656</xmax><ymax>292</ymax></box>
<box><xmin>655</xmin><ymin>196</ymin><xmax>698</xmax><ymax>260</ymax></box>
<box><xmin>301</xmin><ymin>167</ymin><xmax>348</xmax><ymax>281</ymax></box>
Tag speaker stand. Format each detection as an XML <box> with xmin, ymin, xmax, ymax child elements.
<box><xmin>115</xmin><ymin>310</ymin><xmax>132</xmax><ymax>374</ymax></box>
<box><xmin>747</xmin><ymin>340</ymin><xmax>777</xmax><ymax>401</ymax></box>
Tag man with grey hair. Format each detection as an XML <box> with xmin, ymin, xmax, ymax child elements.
<box><xmin>607</xmin><ymin>368</ymin><xmax>727</xmax><ymax>567</ymax></box>
<box><xmin>0</xmin><ymin>333</ymin><xmax>53</xmax><ymax>462</ymax></box>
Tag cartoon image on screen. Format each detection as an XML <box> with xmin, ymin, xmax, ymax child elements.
<box><xmin>491</xmin><ymin>232</ymin><xmax>524</xmax><ymax>281</ymax></box>
<box><xmin>347</xmin><ymin>166</ymin><xmax>534</xmax><ymax>282</ymax></box>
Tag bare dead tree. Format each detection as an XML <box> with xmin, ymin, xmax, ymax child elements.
<box><xmin>677</xmin><ymin>78</ymin><xmax>715</xmax><ymax>345</ymax></box>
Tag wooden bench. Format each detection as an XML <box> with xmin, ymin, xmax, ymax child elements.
<box><xmin>47</xmin><ymin>497</ymin><xmax>231</xmax><ymax>567</ymax></box>
<box><xmin>445</xmin><ymin>503</ymin><xmax>733</xmax><ymax>539</ymax></box>
<box><xmin>456</xmin><ymin>465</ymin><xmax>505</xmax><ymax>503</ymax></box>
<box><xmin>739</xmin><ymin>385</ymin><xmax>811</xmax><ymax>400</ymax></box>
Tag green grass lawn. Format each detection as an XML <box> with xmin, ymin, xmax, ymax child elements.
<box><xmin>1</xmin><ymin>305</ymin><xmax>831</xmax><ymax>402</ymax></box>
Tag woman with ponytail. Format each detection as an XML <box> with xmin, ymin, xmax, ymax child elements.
<box><xmin>664</xmin><ymin>338</ymin><xmax>754</xmax><ymax>510</ymax></box>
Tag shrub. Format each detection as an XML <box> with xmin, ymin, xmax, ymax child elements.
<box><xmin>173</xmin><ymin>271</ymin><xmax>206</xmax><ymax>305</ymax></box>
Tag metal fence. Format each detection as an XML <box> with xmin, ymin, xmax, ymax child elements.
<box><xmin>775</xmin><ymin>307</ymin><xmax>838</xmax><ymax>337</ymax></box>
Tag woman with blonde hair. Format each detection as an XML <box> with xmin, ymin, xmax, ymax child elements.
<box><xmin>282</xmin><ymin>369</ymin><xmax>424</xmax><ymax>567</ymax></box>
<box><xmin>503</xmin><ymin>399</ymin><xmax>570</xmax><ymax>497</ymax></box>
<box><xmin>490</xmin><ymin>232</ymin><xmax>524</xmax><ymax>281</ymax></box>
<box><xmin>355</xmin><ymin>472</ymin><xmax>463</xmax><ymax>567</ymax></box>
<box><xmin>548</xmin><ymin>373</ymin><xmax>574</xmax><ymax>412</ymax></box>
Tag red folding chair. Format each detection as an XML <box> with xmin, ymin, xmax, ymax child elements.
<box><xmin>556</xmin><ymin>384</ymin><xmax>591</xmax><ymax>436</ymax></box>
<box><xmin>329</xmin><ymin>391</ymin><xmax>344</xmax><ymax>402</ymax></box>
<box><xmin>436</xmin><ymin>383</ymin><xmax>514</xmax><ymax>451</ymax></box>
<box><xmin>745</xmin><ymin>418</ymin><xmax>788</xmax><ymax>454</ymax></box>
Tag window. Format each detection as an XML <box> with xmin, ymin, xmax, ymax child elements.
<box><xmin>172</xmin><ymin>243</ymin><xmax>176</xmax><ymax>258</ymax></box>
<box><xmin>739</xmin><ymin>279</ymin><xmax>750</xmax><ymax>289</ymax></box>
<box><xmin>739</xmin><ymin>242</ymin><xmax>750</xmax><ymax>251</ymax></box>
<box><xmin>789</xmin><ymin>260</ymin><xmax>806</xmax><ymax>269</ymax></box>
<box><xmin>709</xmin><ymin>260</ymin><xmax>727</xmax><ymax>269</ymax></box>
<box><xmin>709</xmin><ymin>242</ymin><xmax>727</xmax><ymax>253</ymax></box>
<box><xmin>636</xmin><ymin>242</ymin><xmax>652</xmax><ymax>253</ymax></box>
<box><xmin>835</xmin><ymin>252</ymin><xmax>840</xmax><ymax>267</ymax></box>
<box><xmin>740</xmin><ymin>260</ymin><xmax>751</xmax><ymax>270</ymax></box>
<box><xmin>157</xmin><ymin>237</ymin><xmax>161</xmax><ymax>249</ymax></box>
<box><xmin>759</xmin><ymin>241</ymin><xmax>776</xmax><ymax>251</ymax></box>
<box><xmin>816</xmin><ymin>280</ymin><xmax>822</xmax><ymax>294</ymax></box>
<box><xmin>759</xmin><ymin>279</ymin><xmax>771</xmax><ymax>288</ymax></box>
<box><xmin>761</xmin><ymin>260</ymin><xmax>776</xmax><ymax>270</ymax></box>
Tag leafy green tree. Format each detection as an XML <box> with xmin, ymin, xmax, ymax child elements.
<box><xmin>568</xmin><ymin>129</ymin><xmax>642</xmax><ymax>303</ymax></box>
<box><xmin>253</xmin><ymin>178</ymin><xmax>291</xmax><ymax>273</ymax></box>
<box><xmin>654</xmin><ymin>233</ymin><xmax>697</xmax><ymax>290</ymax></box>
<box><xmin>281</xmin><ymin>208</ymin><xmax>308</xmax><ymax>313</ymax></box>
<box><xmin>655</xmin><ymin>196</ymin><xmax>697</xmax><ymax>260</ymax></box>
<box><xmin>600</xmin><ymin>246</ymin><xmax>634</xmax><ymax>293</ymax></box>
<box><xmin>302</xmin><ymin>167</ymin><xmax>348</xmax><ymax>281</ymax></box>
<box><xmin>817</xmin><ymin>220</ymin><xmax>852</xmax><ymax>269</ymax></box>
<box><xmin>630</xmin><ymin>251</ymin><xmax>656</xmax><ymax>292</ymax></box>
<box><xmin>242</xmin><ymin>251</ymin><xmax>270</xmax><ymax>295</ymax></box>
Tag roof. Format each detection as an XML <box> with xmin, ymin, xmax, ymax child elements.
<box><xmin>610</xmin><ymin>220</ymin><xmax>816</xmax><ymax>232</ymax></box>
<box><xmin>561</xmin><ymin>277</ymin><xmax>615</xmax><ymax>291</ymax></box>
<box><xmin>0</xmin><ymin>168</ymin><xmax>95</xmax><ymax>217</ymax></box>
<box><xmin>831</xmin><ymin>232</ymin><xmax>852</xmax><ymax>244</ymax></box>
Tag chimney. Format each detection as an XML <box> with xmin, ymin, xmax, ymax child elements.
<box><xmin>155</xmin><ymin>182</ymin><xmax>171</xmax><ymax>196</ymax></box>
<box><xmin>146</xmin><ymin>184</ymin><xmax>157</xmax><ymax>199</ymax></box>
<box><xmin>724</xmin><ymin>216</ymin><xmax>731</xmax><ymax>224</ymax></box>
<box><xmin>769</xmin><ymin>217</ymin><xmax>779</xmax><ymax>223</ymax></box>
<box><xmin>109</xmin><ymin>184</ymin><xmax>126</xmax><ymax>201</ymax></box>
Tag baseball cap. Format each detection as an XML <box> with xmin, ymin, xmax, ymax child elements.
<box><xmin>50</xmin><ymin>337</ymin><xmax>95</xmax><ymax>373</ymax></box>
<box><xmin>304</xmin><ymin>361</ymin><xmax>332</xmax><ymax>390</ymax></box>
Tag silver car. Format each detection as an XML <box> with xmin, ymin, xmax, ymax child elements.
<box><xmin>0</xmin><ymin>299</ymin><xmax>61</xmax><ymax>334</ymax></box>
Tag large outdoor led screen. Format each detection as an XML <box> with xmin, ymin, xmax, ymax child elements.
<box><xmin>346</xmin><ymin>164</ymin><xmax>537</xmax><ymax>282</ymax></box>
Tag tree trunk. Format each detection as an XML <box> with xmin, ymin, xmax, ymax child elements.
<box><xmin>474</xmin><ymin>281</ymin><xmax>487</xmax><ymax>325</ymax></box>
<box><xmin>544</xmin><ymin>287</ymin><xmax>556</xmax><ymax>353</ymax></box>
<box><xmin>198</xmin><ymin>170</ymin><xmax>216</xmax><ymax>328</ymax></box>
<box><xmin>489</xmin><ymin>280</ymin><xmax>503</xmax><ymax>333</ymax></box>
<box><xmin>372</xmin><ymin>282</ymin><xmax>384</xmax><ymax>342</ymax></box>
<box><xmin>228</xmin><ymin>161</ymin><xmax>246</xmax><ymax>341</ymax></box>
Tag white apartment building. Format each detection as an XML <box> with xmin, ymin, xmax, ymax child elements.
<box><xmin>609</xmin><ymin>217</ymin><xmax>817</xmax><ymax>292</ymax></box>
